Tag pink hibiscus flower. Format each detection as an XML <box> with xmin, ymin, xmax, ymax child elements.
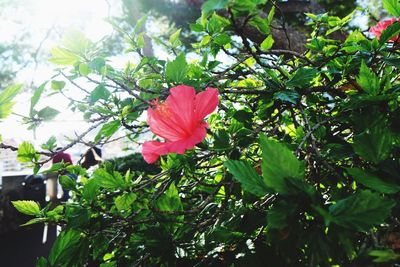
<box><xmin>369</xmin><ymin>18</ymin><xmax>400</xmax><ymax>42</ymax></box>
<box><xmin>142</xmin><ymin>85</ymin><xmax>219</xmax><ymax>163</ymax></box>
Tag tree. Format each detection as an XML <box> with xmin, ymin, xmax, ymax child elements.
<box><xmin>6</xmin><ymin>0</ymin><xmax>400</xmax><ymax>266</ymax></box>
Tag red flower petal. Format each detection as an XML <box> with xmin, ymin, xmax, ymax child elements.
<box><xmin>147</xmin><ymin>107</ymin><xmax>188</xmax><ymax>141</ymax></box>
<box><xmin>369</xmin><ymin>18</ymin><xmax>400</xmax><ymax>42</ymax></box>
<box><xmin>166</xmin><ymin>85</ymin><xmax>197</xmax><ymax>133</ymax></box>
<box><xmin>142</xmin><ymin>124</ymin><xmax>207</xmax><ymax>163</ymax></box>
<box><xmin>194</xmin><ymin>87</ymin><xmax>219</xmax><ymax>122</ymax></box>
<box><xmin>142</xmin><ymin>140</ymin><xmax>170</xmax><ymax>164</ymax></box>
<box><xmin>142</xmin><ymin>85</ymin><xmax>219</xmax><ymax>163</ymax></box>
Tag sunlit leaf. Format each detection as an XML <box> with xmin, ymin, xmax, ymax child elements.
<box><xmin>12</xmin><ymin>200</ymin><xmax>40</xmax><ymax>216</ymax></box>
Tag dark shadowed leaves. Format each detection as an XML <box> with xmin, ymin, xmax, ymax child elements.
<box><xmin>260</xmin><ymin>135</ymin><xmax>305</xmax><ymax>194</ymax></box>
<box><xmin>225</xmin><ymin>160</ymin><xmax>270</xmax><ymax>197</ymax></box>
<box><xmin>346</xmin><ymin>168</ymin><xmax>400</xmax><ymax>194</ymax></box>
<box><xmin>329</xmin><ymin>190</ymin><xmax>395</xmax><ymax>232</ymax></box>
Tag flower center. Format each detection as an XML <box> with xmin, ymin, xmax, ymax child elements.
<box><xmin>151</xmin><ymin>98</ymin><xmax>170</xmax><ymax>117</ymax></box>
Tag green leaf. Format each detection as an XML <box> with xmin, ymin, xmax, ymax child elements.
<box><xmin>165</xmin><ymin>53</ymin><xmax>188</xmax><ymax>83</ymax></box>
<box><xmin>49</xmin><ymin>46</ymin><xmax>80</xmax><ymax>66</ymax></box>
<box><xmin>329</xmin><ymin>190</ymin><xmax>395</xmax><ymax>232</ymax></box>
<box><xmin>379</xmin><ymin>21</ymin><xmax>400</xmax><ymax>44</ymax></box>
<box><xmin>21</xmin><ymin>217</ymin><xmax>47</xmax><ymax>226</ymax></box>
<box><xmin>260</xmin><ymin>135</ymin><xmax>305</xmax><ymax>194</ymax></box>
<box><xmin>133</xmin><ymin>15</ymin><xmax>148</xmax><ymax>34</ymax></box>
<box><xmin>0</xmin><ymin>84</ymin><xmax>22</xmax><ymax>119</ymax></box>
<box><xmin>286</xmin><ymin>68</ymin><xmax>318</xmax><ymax>88</ymax></box>
<box><xmin>202</xmin><ymin>0</ymin><xmax>229</xmax><ymax>14</ymax></box>
<box><xmin>95</xmin><ymin>120</ymin><xmax>121</xmax><ymax>142</ymax></box>
<box><xmin>90</xmin><ymin>84</ymin><xmax>111</xmax><ymax>104</ymax></box>
<box><xmin>225</xmin><ymin>160</ymin><xmax>270</xmax><ymax>197</ymax></box>
<box><xmin>17</xmin><ymin>141</ymin><xmax>39</xmax><ymax>163</ymax></box>
<box><xmin>169</xmin><ymin>29</ymin><xmax>182</xmax><ymax>47</ymax></box>
<box><xmin>65</xmin><ymin>205</ymin><xmax>90</xmax><ymax>228</ymax></box>
<box><xmin>267</xmin><ymin>201</ymin><xmax>297</xmax><ymax>229</ymax></box>
<box><xmin>208</xmin><ymin>14</ymin><xmax>230</xmax><ymax>34</ymax></box>
<box><xmin>44</xmin><ymin>163</ymin><xmax>64</xmax><ymax>174</ymax></box>
<box><xmin>383</xmin><ymin>0</ymin><xmax>400</xmax><ymax>17</ymax></box>
<box><xmin>79</xmin><ymin>63</ymin><xmax>90</xmax><ymax>76</ymax></box>
<box><xmin>37</xmin><ymin>107</ymin><xmax>60</xmax><ymax>121</ymax></box>
<box><xmin>213</xmin><ymin>130</ymin><xmax>230</xmax><ymax>150</ymax></box>
<box><xmin>274</xmin><ymin>90</ymin><xmax>300</xmax><ymax>104</ymax></box>
<box><xmin>51</xmin><ymin>80</ymin><xmax>66</xmax><ymax>91</ymax></box>
<box><xmin>346</xmin><ymin>168</ymin><xmax>400</xmax><ymax>194</ymax></box>
<box><xmin>214</xmin><ymin>33</ymin><xmax>231</xmax><ymax>46</ymax></box>
<box><xmin>260</xmin><ymin>35</ymin><xmax>274</xmax><ymax>51</ymax></box>
<box><xmin>190</xmin><ymin>23</ymin><xmax>204</xmax><ymax>32</ymax></box>
<box><xmin>206</xmin><ymin>226</ymin><xmax>244</xmax><ymax>244</ymax></box>
<box><xmin>353</xmin><ymin>123</ymin><xmax>392</xmax><ymax>164</ymax></box>
<box><xmin>12</xmin><ymin>200</ymin><xmax>41</xmax><ymax>216</ymax></box>
<box><xmin>41</xmin><ymin>136</ymin><xmax>57</xmax><ymax>151</ymax></box>
<box><xmin>46</xmin><ymin>205</ymin><xmax>64</xmax><ymax>220</ymax></box>
<box><xmin>93</xmin><ymin>169</ymin><xmax>126</xmax><ymax>190</ymax></box>
<box><xmin>48</xmin><ymin>229</ymin><xmax>82</xmax><ymax>266</ymax></box>
<box><xmin>62</xmin><ymin>30</ymin><xmax>91</xmax><ymax>55</ymax></box>
<box><xmin>89</xmin><ymin>57</ymin><xmax>106</xmax><ymax>73</ymax></box>
<box><xmin>36</xmin><ymin>257</ymin><xmax>49</xmax><ymax>267</ymax></box>
<box><xmin>136</xmin><ymin>32</ymin><xmax>145</xmax><ymax>48</ymax></box>
<box><xmin>249</xmin><ymin>16</ymin><xmax>270</xmax><ymax>34</ymax></box>
<box><xmin>59</xmin><ymin>175</ymin><xmax>76</xmax><ymax>191</ymax></box>
<box><xmin>156</xmin><ymin>183</ymin><xmax>183</xmax><ymax>212</ymax></box>
<box><xmin>267</xmin><ymin>6</ymin><xmax>275</xmax><ymax>22</ymax></box>
<box><xmin>30</xmin><ymin>82</ymin><xmax>47</xmax><ymax>116</ymax></box>
<box><xmin>356</xmin><ymin>61</ymin><xmax>379</xmax><ymax>95</ymax></box>
<box><xmin>382</xmin><ymin>57</ymin><xmax>400</xmax><ymax>68</ymax></box>
<box><xmin>82</xmin><ymin>178</ymin><xmax>99</xmax><ymax>202</ymax></box>
<box><xmin>369</xmin><ymin>249</ymin><xmax>400</xmax><ymax>263</ymax></box>
<box><xmin>115</xmin><ymin>193</ymin><xmax>137</xmax><ymax>211</ymax></box>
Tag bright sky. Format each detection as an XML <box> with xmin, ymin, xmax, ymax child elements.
<box><xmin>0</xmin><ymin>0</ymin><xmax>122</xmax><ymax>145</ymax></box>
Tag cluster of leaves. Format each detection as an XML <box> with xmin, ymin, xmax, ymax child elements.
<box><xmin>10</xmin><ymin>0</ymin><xmax>400</xmax><ymax>266</ymax></box>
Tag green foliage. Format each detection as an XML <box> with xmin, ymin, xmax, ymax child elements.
<box><xmin>48</xmin><ymin>229</ymin><xmax>86</xmax><ymax>266</ymax></box>
<box><xmin>30</xmin><ymin>82</ymin><xmax>47</xmax><ymax>116</ymax></box>
<box><xmin>115</xmin><ymin>193</ymin><xmax>137</xmax><ymax>211</ymax></box>
<box><xmin>37</xmin><ymin>107</ymin><xmax>60</xmax><ymax>121</ymax></box>
<box><xmin>0</xmin><ymin>84</ymin><xmax>22</xmax><ymax>119</ymax></box>
<box><xmin>346</xmin><ymin>168</ymin><xmax>400</xmax><ymax>194</ymax></box>
<box><xmin>51</xmin><ymin>80</ymin><xmax>66</xmax><ymax>91</ymax></box>
<box><xmin>260</xmin><ymin>135</ymin><xmax>305</xmax><ymax>194</ymax></box>
<box><xmin>165</xmin><ymin>53</ymin><xmax>188</xmax><ymax>83</ymax></box>
<box><xmin>286</xmin><ymin>67</ymin><xmax>318</xmax><ymax>88</ymax></box>
<box><xmin>95</xmin><ymin>120</ymin><xmax>121</xmax><ymax>142</ymax></box>
<box><xmin>59</xmin><ymin>175</ymin><xmax>77</xmax><ymax>191</ymax></box>
<box><xmin>49</xmin><ymin>47</ymin><xmax>80</xmax><ymax>66</ymax></box>
<box><xmin>155</xmin><ymin>183</ymin><xmax>183</xmax><ymax>212</ymax></box>
<box><xmin>41</xmin><ymin>136</ymin><xmax>57</xmax><ymax>151</ymax></box>
<box><xmin>225</xmin><ymin>160</ymin><xmax>269</xmax><ymax>197</ymax></box>
<box><xmin>352</xmin><ymin>119</ymin><xmax>392</xmax><ymax>164</ymax></box>
<box><xmin>10</xmin><ymin>1</ymin><xmax>400</xmax><ymax>266</ymax></box>
<box><xmin>17</xmin><ymin>141</ymin><xmax>39</xmax><ymax>163</ymax></box>
<box><xmin>328</xmin><ymin>190</ymin><xmax>395</xmax><ymax>232</ymax></box>
<box><xmin>369</xmin><ymin>249</ymin><xmax>400</xmax><ymax>263</ymax></box>
<box><xmin>260</xmin><ymin>35</ymin><xmax>274</xmax><ymax>51</ymax></box>
<box><xmin>379</xmin><ymin>21</ymin><xmax>400</xmax><ymax>44</ymax></box>
<box><xmin>92</xmin><ymin>168</ymin><xmax>126</xmax><ymax>190</ymax></box>
<box><xmin>202</xmin><ymin>0</ymin><xmax>230</xmax><ymax>14</ymax></box>
<box><xmin>356</xmin><ymin>61</ymin><xmax>380</xmax><ymax>95</ymax></box>
<box><xmin>383</xmin><ymin>0</ymin><xmax>400</xmax><ymax>16</ymax></box>
<box><xmin>11</xmin><ymin>200</ymin><xmax>41</xmax><ymax>216</ymax></box>
<box><xmin>90</xmin><ymin>84</ymin><xmax>111</xmax><ymax>104</ymax></box>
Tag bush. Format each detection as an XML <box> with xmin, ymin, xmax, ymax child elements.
<box><xmin>9</xmin><ymin>0</ymin><xmax>400</xmax><ymax>266</ymax></box>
